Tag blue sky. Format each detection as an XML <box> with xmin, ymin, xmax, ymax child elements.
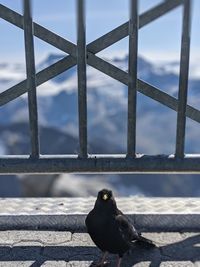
<box><xmin>0</xmin><ymin>0</ymin><xmax>199</xmax><ymax>64</ymax></box>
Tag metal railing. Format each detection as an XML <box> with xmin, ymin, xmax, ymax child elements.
<box><xmin>0</xmin><ymin>0</ymin><xmax>199</xmax><ymax>174</ymax></box>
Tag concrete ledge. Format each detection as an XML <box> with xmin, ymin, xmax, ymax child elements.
<box><xmin>1</xmin><ymin>197</ymin><xmax>200</xmax><ymax>231</ymax></box>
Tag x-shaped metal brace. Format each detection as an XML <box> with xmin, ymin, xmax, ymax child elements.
<box><xmin>0</xmin><ymin>0</ymin><xmax>199</xmax><ymax>124</ymax></box>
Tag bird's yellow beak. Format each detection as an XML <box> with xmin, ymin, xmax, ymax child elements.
<box><xmin>102</xmin><ymin>194</ymin><xmax>108</xmax><ymax>200</ymax></box>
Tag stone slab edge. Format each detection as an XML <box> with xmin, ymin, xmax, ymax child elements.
<box><xmin>0</xmin><ymin>214</ymin><xmax>200</xmax><ymax>232</ymax></box>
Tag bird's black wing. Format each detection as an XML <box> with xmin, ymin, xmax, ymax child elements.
<box><xmin>116</xmin><ymin>214</ymin><xmax>156</xmax><ymax>247</ymax></box>
<box><xmin>115</xmin><ymin>214</ymin><xmax>139</xmax><ymax>242</ymax></box>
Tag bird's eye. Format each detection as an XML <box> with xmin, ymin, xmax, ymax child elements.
<box><xmin>102</xmin><ymin>194</ymin><xmax>108</xmax><ymax>200</ymax></box>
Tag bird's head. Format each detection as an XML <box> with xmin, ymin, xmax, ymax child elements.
<box><xmin>98</xmin><ymin>189</ymin><xmax>113</xmax><ymax>201</ymax></box>
<box><xmin>95</xmin><ymin>189</ymin><xmax>117</xmax><ymax>212</ymax></box>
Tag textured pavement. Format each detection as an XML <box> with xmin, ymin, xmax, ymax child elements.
<box><xmin>0</xmin><ymin>231</ymin><xmax>200</xmax><ymax>266</ymax></box>
<box><xmin>1</xmin><ymin>198</ymin><xmax>200</xmax><ymax>232</ymax></box>
<box><xmin>2</xmin><ymin>198</ymin><xmax>200</xmax><ymax>215</ymax></box>
<box><xmin>1</xmin><ymin>197</ymin><xmax>200</xmax><ymax>266</ymax></box>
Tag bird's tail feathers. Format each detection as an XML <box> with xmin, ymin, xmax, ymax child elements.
<box><xmin>136</xmin><ymin>235</ymin><xmax>156</xmax><ymax>247</ymax></box>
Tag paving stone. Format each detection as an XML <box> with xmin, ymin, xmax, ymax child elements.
<box><xmin>132</xmin><ymin>263</ymin><xmax>152</xmax><ymax>267</ymax></box>
<box><xmin>66</xmin><ymin>261</ymin><xmax>92</xmax><ymax>267</ymax></box>
<box><xmin>0</xmin><ymin>231</ymin><xmax>199</xmax><ymax>266</ymax></box>
<box><xmin>41</xmin><ymin>261</ymin><xmax>67</xmax><ymax>266</ymax></box>
<box><xmin>42</xmin><ymin>246</ymin><xmax>70</xmax><ymax>261</ymax></box>
<box><xmin>131</xmin><ymin>263</ymin><xmax>151</xmax><ymax>267</ymax></box>
<box><xmin>0</xmin><ymin>246</ymin><xmax>12</xmax><ymax>259</ymax></box>
<box><xmin>9</xmin><ymin>246</ymin><xmax>43</xmax><ymax>261</ymax></box>
<box><xmin>160</xmin><ymin>262</ymin><xmax>194</xmax><ymax>267</ymax></box>
<box><xmin>142</xmin><ymin>232</ymin><xmax>183</xmax><ymax>246</ymax></box>
<box><xmin>71</xmin><ymin>233</ymin><xmax>95</xmax><ymax>246</ymax></box>
<box><xmin>0</xmin><ymin>262</ymin><xmax>34</xmax><ymax>267</ymax></box>
<box><xmin>0</xmin><ymin>231</ymin><xmax>72</xmax><ymax>246</ymax></box>
<box><xmin>159</xmin><ymin>233</ymin><xmax>200</xmax><ymax>262</ymax></box>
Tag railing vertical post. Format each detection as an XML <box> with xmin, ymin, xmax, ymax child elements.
<box><xmin>127</xmin><ymin>0</ymin><xmax>138</xmax><ymax>157</ymax></box>
<box><xmin>23</xmin><ymin>0</ymin><xmax>40</xmax><ymax>158</ymax></box>
<box><xmin>175</xmin><ymin>0</ymin><xmax>191</xmax><ymax>158</ymax></box>
<box><xmin>77</xmin><ymin>0</ymin><xmax>87</xmax><ymax>158</ymax></box>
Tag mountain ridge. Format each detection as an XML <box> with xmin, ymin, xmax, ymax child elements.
<box><xmin>0</xmin><ymin>53</ymin><xmax>200</xmax><ymax>197</ymax></box>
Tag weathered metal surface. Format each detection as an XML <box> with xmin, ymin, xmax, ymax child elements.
<box><xmin>0</xmin><ymin>3</ymin><xmax>197</xmax><ymax>126</ymax></box>
<box><xmin>175</xmin><ymin>0</ymin><xmax>191</xmax><ymax>158</ymax></box>
<box><xmin>0</xmin><ymin>154</ymin><xmax>198</xmax><ymax>174</ymax></box>
<box><xmin>23</xmin><ymin>0</ymin><xmax>40</xmax><ymax>158</ymax></box>
<box><xmin>0</xmin><ymin>0</ymin><xmax>197</xmax><ymax>173</ymax></box>
<box><xmin>127</xmin><ymin>0</ymin><xmax>138</xmax><ymax>157</ymax></box>
<box><xmin>0</xmin><ymin>0</ymin><xmax>183</xmax><ymax>55</ymax></box>
<box><xmin>88</xmin><ymin>0</ymin><xmax>184</xmax><ymax>53</ymax></box>
<box><xmin>77</xmin><ymin>0</ymin><xmax>88</xmax><ymax>158</ymax></box>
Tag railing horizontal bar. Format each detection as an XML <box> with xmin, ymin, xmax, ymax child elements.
<box><xmin>127</xmin><ymin>0</ymin><xmax>138</xmax><ymax>157</ymax></box>
<box><xmin>23</xmin><ymin>0</ymin><xmax>39</xmax><ymax>157</ymax></box>
<box><xmin>0</xmin><ymin>154</ymin><xmax>200</xmax><ymax>174</ymax></box>
<box><xmin>175</xmin><ymin>0</ymin><xmax>191</xmax><ymax>158</ymax></box>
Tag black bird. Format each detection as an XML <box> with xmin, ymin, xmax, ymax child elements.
<box><xmin>85</xmin><ymin>189</ymin><xmax>155</xmax><ymax>267</ymax></box>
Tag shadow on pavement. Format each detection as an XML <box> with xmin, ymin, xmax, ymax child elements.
<box><xmin>0</xmin><ymin>234</ymin><xmax>199</xmax><ymax>266</ymax></box>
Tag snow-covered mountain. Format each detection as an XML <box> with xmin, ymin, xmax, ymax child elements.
<box><xmin>0</xmin><ymin>53</ymin><xmax>200</xmax><ymax>155</ymax></box>
<box><xmin>1</xmin><ymin>54</ymin><xmax>200</xmax><ymax>197</ymax></box>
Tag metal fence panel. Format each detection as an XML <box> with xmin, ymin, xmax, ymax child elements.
<box><xmin>0</xmin><ymin>0</ymin><xmax>197</xmax><ymax>174</ymax></box>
